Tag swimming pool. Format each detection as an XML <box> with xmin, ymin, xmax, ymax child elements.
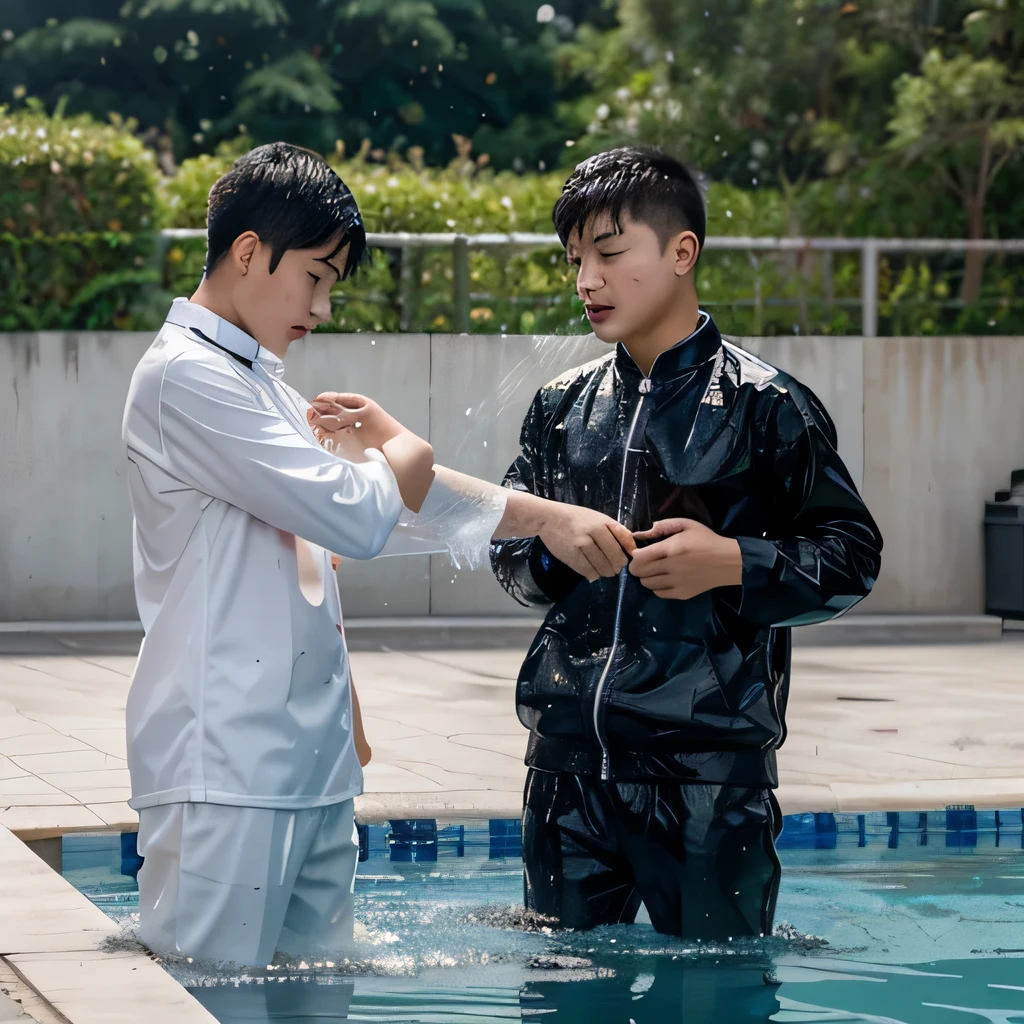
<box><xmin>63</xmin><ymin>809</ymin><xmax>1024</xmax><ymax>1023</ymax></box>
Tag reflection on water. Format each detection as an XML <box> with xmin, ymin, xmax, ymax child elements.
<box><xmin>65</xmin><ymin>815</ymin><xmax>1024</xmax><ymax>1023</ymax></box>
<box><xmin>522</xmin><ymin>952</ymin><xmax>783</xmax><ymax>1023</ymax></box>
<box><xmin>177</xmin><ymin>950</ymin><xmax>1024</xmax><ymax>1024</ymax></box>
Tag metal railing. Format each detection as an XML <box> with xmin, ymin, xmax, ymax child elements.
<box><xmin>160</xmin><ymin>229</ymin><xmax>1024</xmax><ymax>336</ymax></box>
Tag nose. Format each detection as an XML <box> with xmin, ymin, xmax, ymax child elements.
<box><xmin>576</xmin><ymin>254</ymin><xmax>604</xmax><ymax>300</ymax></box>
<box><xmin>310</xmin><ymin>288</ymin><xmax>332</xmax><ymax>325</ymax></box>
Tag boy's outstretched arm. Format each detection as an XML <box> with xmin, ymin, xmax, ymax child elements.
<box><xmin>431</xmin><ymin>465</ymin><xmax>634</xmax><ymax>583</ymax></box>
<box><xmin>311</xmin><ymin>392</ymin><xmax>632</xmax><ymax>584</ymax></box>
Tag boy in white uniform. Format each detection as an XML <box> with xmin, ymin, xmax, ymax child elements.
<box><xmin>122</xmin><ymin>142</ymin><xmax>634</xmax><ymax>967</ymax></box>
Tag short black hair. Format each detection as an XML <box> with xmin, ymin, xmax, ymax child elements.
<box><xmin>553</xmin><ymin>145</ymin><xmax>706</xmax><ymax>257</ymax></box>
<box><xmin>205</xmin><ymin>142</ymin><xmax>365</xmax><ymax>279</ymax></box>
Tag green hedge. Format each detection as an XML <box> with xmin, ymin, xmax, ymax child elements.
<box><xmin>3</xmin><ymin>108</ymin><xmax>1023</xmax><ymax>335</ymax></box>
<box><xmin>1</xmin><ymin>232</ymin><xmax>159</xmax><ymax>330</ymax></box>
<box><xmin>0</xmin><ymin>101</ymin><xmax>162</xmax><ymax>329</ymax></box>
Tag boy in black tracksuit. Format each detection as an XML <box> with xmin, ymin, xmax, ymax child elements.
<box><xmin>490</xmin><ymin>146</ymin><xmax>882</xmax><ymax>940</ymax></box>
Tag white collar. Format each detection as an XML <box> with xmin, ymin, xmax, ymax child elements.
<box><xmin>164</xmin><ymin>298</ymin><xmax>285</xmax><ymax>377</ymax></box>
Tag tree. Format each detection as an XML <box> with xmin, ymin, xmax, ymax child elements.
<box><xmin>0</xmin><ymin>0</ymin><xmax>309</xmax><ymax>160</ymax></box>
<box><xmin>562</xmin><ymin>0</ymin><xmax>971</xmax><ymax>189</ymax></box>
<box><xmin>0</xmin><ymin>0</ymin><xmax>612</xmax><ymax>169</ymax></box>
<box><xmin>888</xmin><ymin>1</ymin><xmax>1024</xmax><ymax>302</ymax></box>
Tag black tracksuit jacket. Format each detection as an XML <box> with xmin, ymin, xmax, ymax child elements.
<box><xmin>490</xmin><ymin>313</ymin><xmax>883</xmax><ymax>787</ymax></box>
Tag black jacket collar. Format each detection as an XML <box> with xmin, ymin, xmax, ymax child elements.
<box><xmin>614</xmin><ymin>310</ymin><xmax>722</xmax><ymax>383</ymax></box>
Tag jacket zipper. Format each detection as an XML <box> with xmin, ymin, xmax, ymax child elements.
<box><xmin>592</xmin><ymin>373</ymin><xmax>652</xmax><ymax>780</ymax></box>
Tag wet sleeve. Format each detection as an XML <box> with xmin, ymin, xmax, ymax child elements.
<box><xmin>375</xmin><ymin>468</ymin><xmax>508</xmax><ymax>570</ymax></box>
<box><xmin>735</xmin><ymin>386</ymin><xmax>883</xmax><ymax>628</ymax></box>
<box><xmin>489</xmin><ymin>392</ymin><xmax>584</xmax><ymax>607</ymax></box>
<box><xmin>158</xmin><ymin>354</ymin><xmax>404</xmax><ymax>559</ymax></box>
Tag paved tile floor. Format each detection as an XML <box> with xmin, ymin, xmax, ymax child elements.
<box><xmin>1</xmin><ymin>633</ymin><xmax>1023</xmax><ymax>838</ymax></box>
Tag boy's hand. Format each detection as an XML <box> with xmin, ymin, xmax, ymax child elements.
<box><xmin>311</xmin><ymin>392</ymin><xmax>434</xmax><ymax>513</ymax></box>
<box><xmin>539</xmin><ymin>504</ymin><xmax>636</xmax><ymax>582</ymax></box>
<box><xmin>309</xmin><ymin>392</ymin><xmax>404</xmax><ymax>452</ymax></box>
<box><xmin>355</xmin><ymin>734</ymin><xmax>373</xmax><ymax>767</ymax></box>
<box><xmin>350</xmin><ymin>679</ymin><xmax>372</xmax><ymax>767</ymax></box>
<box><xmin>629</xmin><ymin>519</ymin><xmax>742</xmax><ymax>600</ymax></box>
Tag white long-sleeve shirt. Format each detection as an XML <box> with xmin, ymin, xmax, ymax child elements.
<box><xmin>122</xmin><ymin>298</ymin><xmax>404</xmax><ymax>811</ymax></box>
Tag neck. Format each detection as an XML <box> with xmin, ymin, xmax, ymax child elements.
<box><xmin>620</xmin><ymin>289</ymin><xmax>701</xmax><ymax>377</ymax></box>
<box><xmin>190</xmin><ymin>278</ymin><xmax>290</xmax><ymax>360</ymax></box>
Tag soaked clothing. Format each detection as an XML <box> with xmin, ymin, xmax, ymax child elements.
<box><xmin>122</xmin><ymin>299</ymin><xmax>403</xmax><ymax>812</ymax></box>
<box><xmin>523</xmin><ymin>770</ymin><xmax>782</xmax><ymax>938</ymax></box>
<box><xmin>136</xmin><ymin>799</ymin><xmax>359</xmax><ymax>966</ymax></box>
<box><xmin>491</xmin><ymin>312</ymin><xmax>882</xmax><ymax>788</ymax></box>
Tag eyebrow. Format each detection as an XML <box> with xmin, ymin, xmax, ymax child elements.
<box><xmin>315</xmin><ymin>256</ymin><xmax>343</xmax><ymax>282</ymax></box>
<box><xmin>566</xmin><ymin>230</ymin><xmax>620</xmax><ymax>257</ymax></box>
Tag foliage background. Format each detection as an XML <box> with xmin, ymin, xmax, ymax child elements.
<box><xmin>1</xmin><ymin>0</ymin><xmax>1022</xmax><ymax>335</ymax></box>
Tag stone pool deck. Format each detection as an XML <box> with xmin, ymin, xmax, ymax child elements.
<box><xmin>1</xmin><ymin>625</ymin><xmax>1023</xmax><ymax>843</ymax></box>
<box><xmin>2</xmin><ymin>623</ymin><xmax>1023</xmax><ymax>1023</ymax></box>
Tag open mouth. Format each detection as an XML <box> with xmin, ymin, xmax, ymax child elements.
<box><xmin>586</xmin><ymin>304</ymin><xmax>615</xmax><ymax>322</ymax></box>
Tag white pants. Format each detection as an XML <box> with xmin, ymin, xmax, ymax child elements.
<box><xmin>136</xmin><ymin>800</ymin><xmax>359</xmax><ymax>967</ymax></box>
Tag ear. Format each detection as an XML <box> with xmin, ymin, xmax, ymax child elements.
<box><xmin>230</xmin><ymin>231</ymin><xmax>260</xmax><ymax>277</ymax></box>
<box><xmin>672</xmin><ymin>230</ymin><xmax>700</xmax><ymax>278</ymax></box>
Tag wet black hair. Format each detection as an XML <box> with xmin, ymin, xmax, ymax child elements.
<box><xmin>205</xmin><ymin>141</ymin><xmax>365</xmax><ymax>279</ymax></box>
<box><xmin>553</xmin><ymin>145</ymin><xmax>706</xmax><ymax>259</ymax></box>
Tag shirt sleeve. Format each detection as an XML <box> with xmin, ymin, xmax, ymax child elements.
<box><xmin>375</xmin><ymin>468</ymin><xmax>508</xmax><ymax>569</ymax></box>
<box><xmin>735</xmin><ymin>384</ymin><xmax>883</xmax><ymax>628</ymax></box>
<box><xmin>157</xmin><ymin>353</ymin><xmax>404</xmax><ymax>560</ymax></box>
<box><xmin>489</xmin><ymin>391</ymin><xmax>584</xmax><ymax>607</ymax></box>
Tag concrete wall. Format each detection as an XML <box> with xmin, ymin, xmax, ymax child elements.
<box><xmin>0</xmin><ymin>333</ymin><xmax>151</xmax><ymax>620</ymax></box>
<box><xmin>862</xmin><ymin>336</ymin><xmax>1024</xmax><ymax>614</ymax></box>
<box><xmin>1</xmin><ymin>330</ymin><xmax>1020</xmax><ymax>621</ymax></box>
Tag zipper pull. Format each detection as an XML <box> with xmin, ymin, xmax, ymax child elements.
<box><xmin>639</xmin><ymin>378</ymin><xmax>652</xmax><ymax>394</ymax></box>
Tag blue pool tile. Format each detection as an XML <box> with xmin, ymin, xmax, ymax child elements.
<box><xmin>387</xmin><ymin>819</ymin><xmax>438</xmax><ymax>862</ymax></box>
<box><xmin>120</xmin><ymin>831</ymin><xmax>144</xmax><ymax>881</ymax></box>
<box><xmin>777</xmin><ymin>813</ymin><xmax>838</xmax><ymax>849</ymax></box>
<box><xmin>946</xmin><ymin>806</ymin><xmax>978</xmax><ymax>848</ymax></box>
<box><xmin>438</xmin><ymin>824</ymin><xmax>466</xmax><ymax>857</ymax></box>
<box><xmin>488</xmin><ymin>819</ymin><xmax>522</xmax><ymax>859</ymax></box>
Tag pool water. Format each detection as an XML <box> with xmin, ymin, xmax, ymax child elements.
<box><xmin>64</xmin><ymin>811</ymin><xmax>1024</xmax><ymax>1023</ymax></box>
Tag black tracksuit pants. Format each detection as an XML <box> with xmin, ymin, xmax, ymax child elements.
<box><xmin>523</xmin><ymin>768</ymin><xmax>783</xmax><ymax>940</ymax></box>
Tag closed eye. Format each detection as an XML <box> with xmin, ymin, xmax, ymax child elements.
<box><xmin>599</xmin><ymin>250</ymin><xmax>627</xmax><ymax>258</ymax></box>
<box><xmin>308</xmin><ymin>272</ymin><xmax>321</xmax><ymax>284</ymax></box>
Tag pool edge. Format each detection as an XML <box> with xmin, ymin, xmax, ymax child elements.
<box><xmin>7</xmin><ymin>777</ymin><xmax>1024</xmax><ymax>841</ymax></box>
<box><xmin>0</xmin><ymin>824</ymin><xmax>218</xmax><ymax>1024</ymax></box>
